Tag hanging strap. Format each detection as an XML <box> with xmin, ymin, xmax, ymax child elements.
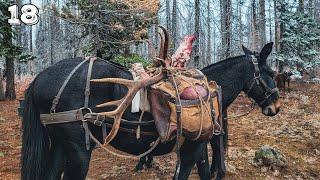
<box><xmin>83</xmin><ymin>56</ymin><xmax>97</xmax><ymax>150</ymax></box>
<box><xmin>50</xmin><ymin>59</ymin><xmax>89</xmax><ymax>113</ymax></box>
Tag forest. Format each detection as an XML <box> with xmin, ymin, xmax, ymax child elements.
<box><xmin>0</xmin><ymin>0</ymin><xmax>320</xmax><ymax>179</ymax></box>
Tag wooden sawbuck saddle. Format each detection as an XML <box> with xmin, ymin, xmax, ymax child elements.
<box><xmin>39</xmin><ymin>57</ymin><xmax>223</xmax><ymax>154</ymax></box>
<box><xmin>40</xmin><ymin>27</ymin><xmax>223</xmax><ymax>158</ymax></box>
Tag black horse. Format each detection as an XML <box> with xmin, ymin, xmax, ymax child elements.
<box><xmin>135</xmin><ymin>42</ymin><xmax>280</xmax><ymax>179</ymax></box>
<box><xmin>22</xmin><ymin>58</ymin><xmax>213</xmax><ymax>179</ymax></box>
<box><xmin>21</xmin><ymin>43</ymin><xmax>279</xmax><ymax>180</ymax></box>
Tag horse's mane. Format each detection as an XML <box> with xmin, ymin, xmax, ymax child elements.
<box><xmin>201</xmin><ymin>55</ymin><xmax>246</xmax><ymax>71</ymax></box>
<box><xmin>102</xmin><ymin>59</ymin><xmax>128</xmax><ymax>71</ymax></box>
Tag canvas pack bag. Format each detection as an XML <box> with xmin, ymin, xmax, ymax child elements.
<box><xmin>149</xmin><ymin>68</ymin><xmax>222</xmax><ymax>142</ymax></box>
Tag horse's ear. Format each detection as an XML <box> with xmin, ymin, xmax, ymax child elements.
<box><xmin>259</xmin><ymin>42</ymin><xmax>273</xmax><ymax>64</ymax></box>
<box><xmin>242</xmin><ymin>45</ymin><xmax>253</xmax><ymax>56</ymax></box>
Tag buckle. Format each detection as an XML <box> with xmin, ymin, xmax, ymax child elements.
<box><xmin>176</xmin><ymin>104</ymin><xmax>182</xmax><ymax>113</ymax></box>
<box><xmin>254</xmin><ymin>72</ymin><xmax>261</xmax><ymax>78</ymax></box>
<box><xmin>251</xmin><ymin>55</ymin><xmax>258</xmax><ymax>64</ymax></box>
<box><xmin>94</xmin><ymin>119</ymin><xmax>103</xmax><ymax>126</ymax></box>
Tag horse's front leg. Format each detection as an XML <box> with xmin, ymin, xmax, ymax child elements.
<box><xmin>174</xmin><ymin>141</ymin><xmax>210</xmax><ymax>180</ymax></box>
<box><xmin>210</xmin><ymin>135</ymin><xmax>226</xmax><ymax>180</ymax></box>
<box><xmin>196</xmin><ymin>144</ymin><xmax>210</xmax><ymax>180</ymax></box>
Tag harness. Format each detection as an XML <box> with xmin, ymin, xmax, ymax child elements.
<box><xmin>245</xmin><ymin>55</ymin><xmax>279</xmax><ymax>107</ymax></box>
<box><xmin>40</xmin><ymin>57</ymin><xmax>191</xmax><ymax>159</ymax></box>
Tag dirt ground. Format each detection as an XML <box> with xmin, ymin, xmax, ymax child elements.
<box><xmin>0</xmin><ymin>82</ymin><xmax>319</xmax><ymax>180</ymax></box>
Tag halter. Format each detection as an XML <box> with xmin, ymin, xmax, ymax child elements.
<box><xmin>245</xmin><ymin>55</ymin><xmax>279</xmax><ymax>107</ymax></box>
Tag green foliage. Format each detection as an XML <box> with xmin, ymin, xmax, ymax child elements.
<box><xmin>114</xmin><ymin>54</ymin><xmax>151</xmax><ymax>69</ymax></box>
<box><xmin>0</xmin><ymin>151</ymin><xmax>4</xmax><ymax>157</ymax></box>
<box><xmin>60</xmin><ymin>0</ymin><xmax>158</xmax><ymax>57</ymax></box>
<box><xmin>277</xmin><ymin>1</ymin><xmax>320</xmax><ymax>69</ymax></box>
<box><xmin>0</xmin><ymin>0</ymin><xmax>32</xmax><ymax>61</ymax></box>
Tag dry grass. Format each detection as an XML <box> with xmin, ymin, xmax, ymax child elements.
<box><xmin>0</xmin><ymin>82</ymin><xmax>319</xmax><ymax>179</ymax></box>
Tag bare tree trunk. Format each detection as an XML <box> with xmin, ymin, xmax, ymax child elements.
<box><xmin>166</xmin><ymin>0</ymin><xmax>171</xmax><ymax>33</ymax></box>
<box><xmin>274</xmin><ymin>0</ymin><xmax>280</xmax><ymax>53</ymax></box>
<box><xmin>299</xmin><ymin>0</ymin><xmax>305</xmax><ymax>13</ymax></box>
<box><xmin>5</xmin><ymin>57</ymin><xmax>16</xmax><ymax>100</ymax></box>
<box><xmin>0</xmin><ymin>71</ymin><xmax>4</xmax><ymax>100</ymax></box>
<box><xmin>251</xmin><ymin>0</ymin><xmax>259</xmax><ymax>51</ymax></box>
<box><xmin>171</xmin><ymin>0</ymin><xmax>177</xmax><ymax>52</ymax></box>
<box><xmin>268</xmin><ymin>0</ymin><xmax>273</xmax><ymax>42</ymax></box>
<box><xmin>259</xmin><ymin>0</ymin><xmax>266</xmax><ymax>47</ymax></box>
<box><xmin>206</xmin><ymin>0</ymin><xmax>211</xmax><ymax>65</ymax></box>
<box><xmin>315</xmin><ymin>0</ymin><xmax>320</xmax><ymax>22</ymax></box>
<box><xmin>220</xmin><ymin>0</ymin><xmax>232</xmax><ymax>60</ymax></box>
<box><xmin>238</xmin><ymin>0</ymin><xmax>243</xmax><ymax>46</ymax></box>
<box><xmin>213</xmin><ymin>21</ymin><xmax>216</xmax><ymax>63</ymax></box>
<box><xmin>194</xmin><ymin>0</ymin><xmax>200</xmax><ymax>68</ymax></box>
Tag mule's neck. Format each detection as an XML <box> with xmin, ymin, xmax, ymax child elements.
<box><xmin>202</xmin><ymin>56</ymin><xmax>251</xmax><ymax>110</ymax></box>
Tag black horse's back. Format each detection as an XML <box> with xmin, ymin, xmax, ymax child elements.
<box><xmin>21</xmin><ymin>80</ymin><xmax>50</xmax><ymax>180</ymax></box>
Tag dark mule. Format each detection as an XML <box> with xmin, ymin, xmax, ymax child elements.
<box><xmin>21</xmin><ymin>57</ymin><xmax>211</xmax><ymax>180</ymax></box>
<box><xmin>136</xmin><ymin>43</ymin><xmax>281</xmax><ymax>179</ymax></box>
<box><xmin>275</xmin><ymin>71</ymin><xmax>292</xmax><ymax>92</ymax></box>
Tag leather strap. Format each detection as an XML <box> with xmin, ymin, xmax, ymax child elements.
<box><xmin>50</xmin><ymin>59</ymin><xmax>89</xmax><ymax>113</ymax></box>
<box><xmin>40</xmin><ymin>109</ymin><xmax>83</xmax><ymax>124</ymax></box>
<box><xmin>83</xmin><ymin>56</ymin><xmax>96</xmax><ymax>150</ymax></box>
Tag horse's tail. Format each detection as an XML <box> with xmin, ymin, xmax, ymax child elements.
<box><xmin>21</xmin><ymin>81</ymin><xmax>50</xmax><ymax>180</ymax></box>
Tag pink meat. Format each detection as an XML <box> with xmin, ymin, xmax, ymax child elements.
<box><xmin>171</xmin><ymin>35</ymin><xmax>196</xmax><ymax>67</ymax></box>
<box><xmin>180</xmin><ymin>85</ymin><xmax>208</xmax><ymax>100</ymax></box>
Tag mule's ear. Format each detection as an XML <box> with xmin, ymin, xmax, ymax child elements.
<box><xmin>242</xmin><ymin>45</ymin><xmax>253</xmax><ymax>56</ymax></box>
<box><xmin>259</xmin><ymin>42</ymin><xmax>273</xmax><ymax>64</ymax></box>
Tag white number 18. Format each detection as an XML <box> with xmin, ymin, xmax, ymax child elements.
<box><xmin>8</xmin><ymin>4</ymin><xmax>39</xmax><ymax>26</ymax></box>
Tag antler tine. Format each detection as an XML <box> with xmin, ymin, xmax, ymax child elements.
<box><xmin>91</xmin><ymin>78</ymin><xmax>136</xmax><ymax>88</ymax></box>
<box><xmin>158</xmin><ymin>26</ymin><xmax>169</xmax><ymax>61</ymax></box>
<box><xmin>91</xmin><ymin>71</ymin><xmax>165</xmax><ymax>145</ymax></box>
<box><xmin>96</xmin><ymin>99</ymin><xmax>122</xmax><ymax>108</ymax></box>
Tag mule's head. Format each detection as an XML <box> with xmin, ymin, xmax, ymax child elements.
<box><xmin>242</xmin><ymin>42</ymin><xmax>280</xmax><ymax>116</ymax></box>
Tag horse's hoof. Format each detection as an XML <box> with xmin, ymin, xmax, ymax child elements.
<box><xmin>210</xmin><ymin>171</ymin><xmax>224</xmax><ymax>180</ymax></box>
<box><xmin>145</xmin><ymin>162</ymin><xmax>153</xmax><ymax>169</ymax></box>
<box><xmin>134</xmin><ymin>164</ymin><xmax>144</xmax><ymax>172</ymax></box>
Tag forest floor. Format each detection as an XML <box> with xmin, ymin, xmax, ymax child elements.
<box><xmin>0</xmin><ymin>82</ymin><xmax>319</xmax><ymax>180</ymax></box>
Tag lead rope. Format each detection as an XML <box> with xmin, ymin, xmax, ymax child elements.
<box><xmin>170</xmin><ymin>72</ymin><xmax>183</xmax><ymax>180</ymax></box>
<box><xmin>88</xmin><ymin>130</ymin><xmax>161</xmax><ymax>159</ymax></box>
<box><xmin>83</xmin><ymin>56</ymin><xmax>96</xmax><ymax>150</ymax></box>
<box><xmin>136</xmin><ymin>88</ymin><xmax>147</xmax><ymax>139</ymax></box>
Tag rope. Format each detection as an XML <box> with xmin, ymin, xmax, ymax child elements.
<box><xmin>224</xmin><ymin>102</ymin><xmax>256</xmax><ymax>120</ymax></box>
<box><xmin>88</xmin><ymin>129</ymin><xmax>161</xmax><ymax>160</ymax></box>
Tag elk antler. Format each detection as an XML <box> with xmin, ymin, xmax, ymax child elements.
<box><xmin>158</xmin><ymin>26</ymin><xmax>169</xmax><ymax>61</ymax></box>
<box><xmin>85</xmin><ymin>71</ymin><xmax>165</xmax><ymax>145</ymax></box>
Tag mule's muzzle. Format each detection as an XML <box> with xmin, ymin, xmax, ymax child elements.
<box><xmin>262</xmin><ymin>99</ymin><xmax>280</xmax><ymax>116</ymax></box>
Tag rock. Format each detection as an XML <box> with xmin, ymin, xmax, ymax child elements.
<box><xmin>226</xmin><ymin>162</ymin><xmax>237</xmax><ymax>174</ymax></box>
<box><xmin>273</xmin><ymin>169</ymin><xmax>280</xmax><ymax>177</ymax></box>
<box><xmin>260</xmin><ymin>166</ymin><xmax>269</xmax><ymax>173</ymax></box>
<box><xmin>254</xmin><ymin>145</ymin><xmax>287</xmax><ymax>168</ymax></box>
<box><xmin>314</xmin><ymin>149</ymin><xmax>320</xmax><ymax>156</ymax></box>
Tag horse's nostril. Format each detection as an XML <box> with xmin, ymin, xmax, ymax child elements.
<box><xmin>276</xmin><ymin>107</ymin><xmax>280</xmax><ymax>113</ymax></box>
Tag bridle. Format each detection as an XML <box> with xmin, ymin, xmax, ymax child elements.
<box><xmin>245</xmin><ymin>55</ymin><xmax>279</xmax><ymax>107</ymax></box>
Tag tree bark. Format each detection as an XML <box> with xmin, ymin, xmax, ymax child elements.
<box><xmin>251</xmin><ymin>0</ymin><xmax>260</xmax><ymax>51</ymax></box>
<box><xmin>259</xmin><ymin>0</ymin><xmax>266</xmax><ymax>47</ymax></box>
<box><xmin>206</xmin><ymin>0</ymin><xmax>211</xmax><ymax>65</ymax></box>
<box><xmin>237</xmin><ymin>0</ymin><xmax>243</xmax><ymax>46</ymax></box>
<box><xmin>298</xmin><ymin>0</ymin><xmax>305</xmax><ymax>13</ymax></box>
<box><xmin>166</xmin><ymin>0</ymin><xmax>171</xmax><ymax>33</ymax></box>
<box><xmin>5</xmin><ymin>57</ymin><xmax>16</xmax><ymax>100</ymax></box>
<box><xmin>194</xmin><ymin>0</ymin><xmax>200</xmax><ymax>68</ymax></box>
<box><xmin>171</xmin><ymin>0</ymin><xmax>177</xmax><ymax>51</ymax></box>
<box><xmin>0</xmin><ymin>71</ymin><xmax>5</xmax><ymax>100</ymax></box>
<box><xmin>220</xmin><ymin>0</ymin><xmax>232</xmax><ymax>60</ymax></box>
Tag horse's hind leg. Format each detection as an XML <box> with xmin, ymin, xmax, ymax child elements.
<box><xmin>62</xmin><ymin>141</ymin><xmax>93</xmax><ymax>180</ymax></box>
<box><xmin>196</xmin><ymin>145</ymin><xmax>210</xmax><ymax>180</ymax></box>
<box><xmin>135</xmin><ymin>156</ymin><xmax>147</xmax><ymax>171</ymax></box>
<box><xmin>174</xmin><ymin>142</ymin><xmax>210</xmax><ymax>180</ymax></box>
<box><xmin>44</xmin><ymin>143</ymin><xmax>66</xmax><ymax>180</ymax></box>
